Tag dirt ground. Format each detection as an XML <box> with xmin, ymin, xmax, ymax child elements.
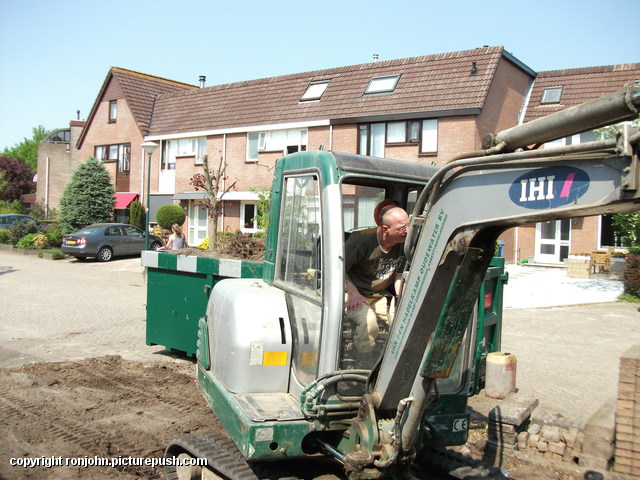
<box><xmin>0</xmin><ymin>355</ymin><xmax>218</xmax><ymax>480</ymax></box>
<box><xmin>0</xmin><ymin>354</ymin><xmax>594</xmax><ymax>480</ymax></box>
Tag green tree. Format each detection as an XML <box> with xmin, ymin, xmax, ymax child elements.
<box><xmin>2</xmin><ymin>126</ymin><xmax>49</xmax><ymax>171</ymax></box>
<box><xmin>59</xmin><ymin>158</ymin><xmax>115</xmax><ymax>233</ymax></box>
<box><xmin>251</xmin><ymin>188</ymin><xmax>271</xmax><ymax>231</ymax></box>
<box><xmin>129</xmin><ymin>200</ymin><xmax>145</xmax><ymax>230</ymax></box>
<box><xmin>190</xmin><ymin>153</ymin><xmax>236</xmax><ymax>250</ymax></box>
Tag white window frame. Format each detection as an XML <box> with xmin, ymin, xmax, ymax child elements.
<box><xmin>240</xmin><ymin>201</ymin><xmax>258</xmax><ymax>233</ymax></box>
<box><xmin>365</xmin><ymin>74</ymin><xmax>400</xmax><ymax>94</ymax></box>
<box><xmin>421</xmin><ymin>119</ymin><xmax>438</xmax><ymax>154</ymax></box>
<box><xmin>162</xmin><ymin>137</ymin><xmax>207</xmax><ymax>167</ymax></box>
<box><xmin>541</xmin><ymin>86</ymin><xmax>563</xmax><ymax>104</ymax></box>
<box><xmin>246</xmin><ymin>129</ymin><xmax>307</xmax><ymax>162</ymax></box>
<box><xmin>301</xmin><ymin>81</ymin><xmax>329</xmax><ymax>101</ymax></box>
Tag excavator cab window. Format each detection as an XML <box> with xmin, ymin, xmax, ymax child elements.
<box><xmin>277</xmin><ymin>174</ymin><xmax>323</xmax><ymax>386</ymax></box>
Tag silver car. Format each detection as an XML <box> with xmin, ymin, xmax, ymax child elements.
<box><xmin>61</xmin><ymin>223</ymin><xmax>163</xmax><ymax>261</ymax></box>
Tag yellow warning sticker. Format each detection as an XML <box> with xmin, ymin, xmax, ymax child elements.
<box><xmin>262</xmin><ymin>351</ymin><xmax>288</xmax><ymax>366</ymax></box>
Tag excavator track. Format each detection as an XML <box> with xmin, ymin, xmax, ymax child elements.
<box><xmin>164</xmin><ymin>431</ymin><xmax>344</xmax><ymax>480</ymax></box>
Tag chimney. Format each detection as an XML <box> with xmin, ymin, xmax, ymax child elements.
<box><xmin>199</xmin><ymin>75</ymin><xmax>206</xmax><ymax>88</ymax></box>
<box><xmin>76</xmin><ymin>110</ymin><xmax>80</xmax><ymax>120</ymax></box>
<box><xmin>373</xmin><ymin>54</ymin><xmax>379</xmax><ymax>62</ymax></box>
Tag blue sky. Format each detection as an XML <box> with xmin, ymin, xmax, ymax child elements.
<box><xmin>0</xmin><ymin>0</ymin><xmax>638</xmax><ymax>151</ymax></box>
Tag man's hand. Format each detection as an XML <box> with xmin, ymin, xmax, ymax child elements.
<box><xmin>345</xmin><ymin>280</ymin><xmax>369</xmax><ymax>312</ymax></box>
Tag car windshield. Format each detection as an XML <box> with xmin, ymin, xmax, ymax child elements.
<box><xmin>74</xmin><ymin>227</ymin><xmax>102</xmax><ymax>235</ymax></box>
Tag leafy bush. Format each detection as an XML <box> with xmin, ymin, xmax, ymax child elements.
<box><xmin>16</xmin><ymin>233</ymin><xmax>39</xmax><ymax>249</ymax></box>
<box><xmin>0</xmin><ymin>229</ymin><xmax>10</xmax><ymax>244</ymax></box>
<box><xmin>0</xmin><ymin>199</ymin><xmax>21</xmax><ymax>214</ymax></box>
<box><xmin>45</xmin><ymin>228</ymin><xmax>63</xmax><ymax>247</ymax></box>
<box><xmin>155</xmin><ymin>204</ymin><xmax>185</xmax><ymax>230</ymax></box>
<box><xmin>624</xmin><ymin>253</ymin><xmax>640</xmax><ymax>298</ymax></box>
<box><xmin>38</xmin><ymin>249</ymin><xmax>66</xmax><ymax>260</ymax></box>
<box><xmin>7</xmin><ymin>220</ymin><xmax>39</xmax><ymax>245</ymax></box>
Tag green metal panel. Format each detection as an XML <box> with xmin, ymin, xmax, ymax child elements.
<box><xmin>470</xmin><ymin>256</ymin><xmax>508</xmax><ymax>394</ymax></box>
<box><xmin>144</xmin><ymin>252</ymin><xmax>263</xmax><ymax>357</ymax></box>
<box><xmin>197</xmin><ymin>365</ymin><xmax>314</xmax><ymax>460</ymax></box>
<box><xmin>146</xmin><ymin>268</ymin><xmax>215</xmax><ymax>357</ymax></box>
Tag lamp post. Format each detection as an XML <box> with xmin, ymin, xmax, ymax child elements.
<box><xmin>141</xmin><ymin>141</ymin><xmax>159</xmax><ymax>250</ymax></box>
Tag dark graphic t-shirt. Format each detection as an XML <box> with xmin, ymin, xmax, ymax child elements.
<box><xmin>344</xmin><ymin>228</ymin><xmax>405</xmax><ymax>296</ymax></box>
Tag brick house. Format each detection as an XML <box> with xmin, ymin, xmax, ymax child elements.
<box><xmin>142</xmin><ymin>46</ymin><xmax>534</xmax><ymax>248</ymax></box>
<box><xmin>36</xmin><ymin>67</ymin><xmax>197</xmax><ymax>220</ymax></box>
<box><xmin>503</xmin><ymin>63</ymin><xmax>640</xmax><ymax>264</ymax></box>
<box><xmin>38</xmin><ymin>47</ymin><xmax>637</xmax><ymax>263</ymax></box>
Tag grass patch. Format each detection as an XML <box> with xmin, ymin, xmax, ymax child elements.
<box><xmin>618</xmin><ymin>293</ymin><xmax>640</xmax><ymax>303</ymax></box>
<box><xmin>38</xmin><ymin>249</ymin><xmax>66</xmax><ymax>260</ymax></box>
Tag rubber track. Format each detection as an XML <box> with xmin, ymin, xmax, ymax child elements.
<box><xmin>165</xmin><ymin>432</ymin><xmax>263</xmax><ymax>480</ymax></box>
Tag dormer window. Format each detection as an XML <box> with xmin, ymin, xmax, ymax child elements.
<box><xmin>365</xmin><ymin>74</ymin><xmax>400</xmax><ymax>95</ymax></box>
<box><xmin>301</xmin><ymin>81</ymin><xmax>329</xmax><ymax>101</ymax></box>
<box><xmin>541</xmin><ymin>86</ymin><xmax>563</xmax><ymax>104</ymax></box>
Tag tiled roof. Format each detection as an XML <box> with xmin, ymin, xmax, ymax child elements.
<box><xmin>77</xmin><ymin>67</ymin><xmax>197</xmax><ymax>147</ymax></box>
<box><xmin>148</xmin><ymin>46</ymin><xmax>520</xmax><ymax>136</ymax></box>
<box><xmin>112</xmin><ymin>67</ymin><xmax>198</xmax><ymax>133</ymax></box>
<box><xmin>523</xmin><ymin>64</ymin><xmax>640</xmax><ymax>123</ymax></box>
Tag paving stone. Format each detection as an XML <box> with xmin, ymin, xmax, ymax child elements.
<box><xmin>488</xmin><ymin>394</ymin><xmax>538</xmax><ymax>427</ymax></box>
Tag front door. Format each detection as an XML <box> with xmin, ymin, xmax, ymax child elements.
<box><xmin>534</xmin><ymin>219</ymin><xmax>571</xmax><ymax>264</ymax></box>
<box><xmin>188</xmin><ymin>201</ymin><xmax>208</xmax><ymax>247</ymax></box>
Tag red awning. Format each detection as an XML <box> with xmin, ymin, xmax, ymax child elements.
<box><xmin>114</xmin><ymin>193</ymin><xmax>139</xmax><ymax>210</ymax></box>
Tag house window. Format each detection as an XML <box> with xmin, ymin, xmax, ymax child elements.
<box><xmin>420</xmin><ymin>119</ymin><xmax>438</xmax><ymax>154</ymax></box>
<box><xmin>301</xmin><ymin>81</ymin><xmax>329</xmax><ymax>101</ymax></box>
<box><xmin>109</xmin><ymin>100</ymin><xmax>117</xmax><ymax>122</ymax></box>
<box><xmin>241</xmin><ymin>202</ymin><xmax>257</xmax><ymax>232</ymax></box>
<box><xmin>541</xmin><ymin>87</ymin><xmax>563</xmax><ymax>104</ymax></box>
<box><xmin>359</xmin><ymin>119</ymin><xmax>438</xmax><ymax>157</ymax></box>
<box><xmin>162</xmin><ymin>137</ymin><xmax>206</xmax><ymax>168</ymax></box>
<box><xmin>94</xmin><ymin>143</ymin><xmax>131</xmax><ymax>172</ymax></box>
<box><xmin>386</xmin><ymin>121</ymin><xmax>421</xmax><ymax>143</ymax></box>
<box><xmin>246</xmin><ymin>128</ymin><xmax>307</xmax><ymax>162</ymax></box>
<box><xmin>45</xmin><ymin>129</ymin><xmax>70</xmax><ymax>143</ymax></box>
<box><xmin>365</xmin><ymin>74</ymin><xmax>400</xmax><ymax>95</ymax></box>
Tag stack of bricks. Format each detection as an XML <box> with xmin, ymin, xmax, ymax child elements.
<box><xmin>613</xmin><ymin>344</ymin><xmax>640</xmax><ymax>476</ymax></box>
<box><xmin>526</xmin><ymin>423</ymin><xmax>582</xmax><ymax>463</ymax></box>
<box><xmin>487</xmin><ymin>395</ymin><xmax>538</xmax><ymax>451</ymax></box>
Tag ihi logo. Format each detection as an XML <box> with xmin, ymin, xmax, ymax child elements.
<box><xmin>509</xmin><ymin>167</ymin><xmax>590</xmax><ymax>209</ymax></box>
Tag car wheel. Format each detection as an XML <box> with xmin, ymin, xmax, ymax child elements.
<box><xmin>97</xmin><ymin>246</ymin><xmax>113</xmax><ymax>262</ymax></box>
<box><xmin>150</xmin><ymin>241</ymin><xmax>162</xmax><ymax>251</ymax></box>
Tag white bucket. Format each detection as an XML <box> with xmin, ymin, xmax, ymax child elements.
<box><xmin>485</xmin><ymin>352</ymin><xmax>517</xmax><ymax>399</ymax></box>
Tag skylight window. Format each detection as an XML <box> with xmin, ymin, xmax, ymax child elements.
<box><xmin>301</xmin><ymin>81</ymin><xmax>330</xmax><ymax>101</ymax></box>
<box><xmin>541</xmin><ymin>86</ymin><xmax>563</xmax><ymax>104</ymax></box>
<box><xmin>365</xmin><ymin>74</ymin><xmax>401</xmax><ymax>95</ymax></box>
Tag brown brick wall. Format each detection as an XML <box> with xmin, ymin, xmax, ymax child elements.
<box><xmin>78</xmin><ymin>96</ymin><xmax>145</xmax><ymax>193</ymax></box>
<box><xmin>614</xmin><ymin>345</ymin><xmax>640</xmax><ymax>476</ymax></box>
